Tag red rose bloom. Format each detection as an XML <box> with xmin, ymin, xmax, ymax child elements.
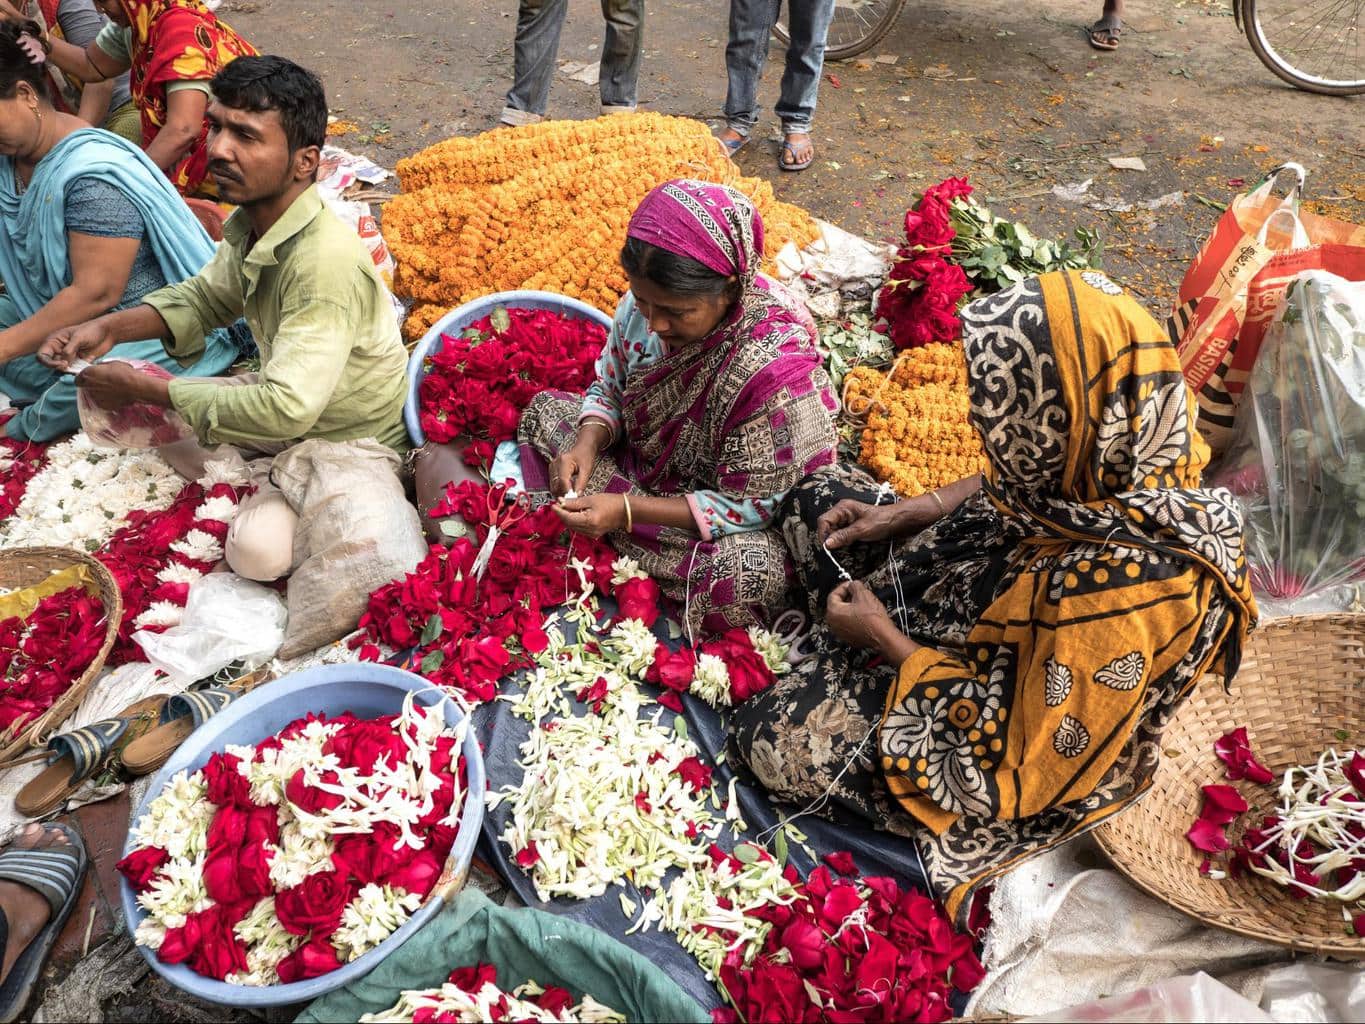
<box><xmin>615</xmin><ymin>576</ymin><xmax>661</xmax><ymax>626</ymax></box>
<box><xmin>274</xmin><ymin>869</ymin><xmax>355</xmax><ymax>937</ymax></box>
<box><xmin>646</xmin><ymin>643</ymin><xmax>697</xmax><ymax>693</ymax></box>
<box><xmin>275</xmin><ymin>934</ymin><xmax>344</xmax><ymax>984</ymax></box>
<box><xmin>116</xmin><ymin>845</ymin><xmax>169</xmax><ymax>892</ymax></box>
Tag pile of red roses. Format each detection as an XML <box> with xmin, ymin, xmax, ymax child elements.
<box><xmin>354</xmin><ymin>481</ymin><xmax>617</xmax><ymax>703</ymax></box>
<box><xmin>0</xmin><ymin>584</ymin><xmax>107</xmax><ymax>737</ymax></box>
<box><xmin>644</xmin><ymin>629</ymin><xmax>778</xmax><ymax>712</ymax></box>
<box><xmin>875</xmin><ymin>177</ymin><xmax>975</xmax><ymax>350</ymax></box>
<box><xmin>417</xmin><ymin>307</ymin><xmax>607</xmax><ymax>467</ymax></box>
<box><xmin>713</xmin><ymin>849</ymin><xmax>984</xmax><ymax>1023</ymax></box>
<box><xmin>97</xmin><ymin>480</ymin><xmax>246</xmax><ymax>664</ymax></box>
<box><xmin>120</xmin><ymin>705</ymin><xmax>468</xmax><ymax>985</ymax></box>
<box><xmin>0</xmin><ymin>422</ymin><xmax>49</xmax><ymax>523</ymax></box>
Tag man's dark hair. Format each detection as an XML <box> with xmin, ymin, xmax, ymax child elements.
<box><xmin>211</xmin><ymin>55</ymin><xmax>327</xmax><ymax>153</ymax></box>
<box><xmin>0</xmin><ymin>19</ymin><xmax>51</xmax><ymax>100</ymax></box>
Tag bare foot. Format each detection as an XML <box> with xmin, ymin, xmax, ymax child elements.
<box><xmin>0</xmin><ymin>825</ymin><xmax>64</xmax><ymax>985</ymax></box>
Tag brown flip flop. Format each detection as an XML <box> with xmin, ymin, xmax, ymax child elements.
<box><xmin>14</xmin><ymin>696</ymin><xmax>168</xmax><ymax>819</ymax></box>
<box><xmin>122</xmin><ymin>667</ymin><xmax>273</xmax><ymax>777</ymax></box>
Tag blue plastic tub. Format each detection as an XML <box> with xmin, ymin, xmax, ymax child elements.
<box><xmin>119</xmin><ymin>663</ymin><xmax>487</xmax><ymax>1008</ymax></box>
<box><xmin>403</xmin><ymin>289</ymin><xmax>615</xmax><ymax>447</ymax></box>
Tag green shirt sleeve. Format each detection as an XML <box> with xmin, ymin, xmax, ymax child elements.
<box><xmin>93</xmin><ymin>22</ymin><xmax>131</xmax><ymax>62</ymax></box>
<box><xmin>143</xmin><ymin>244</ymin><xmax>245</xmax><ymax>364</ymax></box>
<box><xmin>166</xmin><ymin>80</ymin><xmax>214</xmax><ymax>95</ymax></box>
<box><xmin>168</xmin><ymin>294</ymin><xmax>354</xmax><ymax>448</ymax></box>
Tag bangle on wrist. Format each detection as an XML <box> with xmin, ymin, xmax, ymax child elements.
<box><xmin>579</xmin><ymin>419</ymin><xmax>613</xmax><ymax>451</ymax></box>
<box><xmin>926</xmin><ymin>489</ymin><xmax>947</xmax><ymax>518</ymax></box>
<box><xmin>622</xmin><ymin>493</ymin><xmax>633</xmax><ymax>533</ymax></box>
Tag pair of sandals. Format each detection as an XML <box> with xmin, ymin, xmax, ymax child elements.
<box><xmin>13</xmin><ymin>668</ymin><xmax>270</xmax><ymax>819</ymax></box>
<box><xmin>719</xmin><ymin>131</ymin><xmax>815</xmax><ymax>172</ymax></box>
<box><xmin>0</xmin><ymin>823</ymin><xmax>88</xmax><ymax>1023</ymax></box>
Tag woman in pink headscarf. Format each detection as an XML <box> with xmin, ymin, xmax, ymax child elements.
<box><xmin>518</xmin><ymin>179</ymin><xmax>839</xmax><ymax>635</ymax></box>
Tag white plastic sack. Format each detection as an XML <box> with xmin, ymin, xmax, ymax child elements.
<box><xmin>132</xmin><ymin>573</ymin><xmax>287</xmax><ymax>686</ymax></box>
<box><xmin>1025</xmin><ymin>973</ymin><xmax>1272</xmax><ymax>1023</ymax></box>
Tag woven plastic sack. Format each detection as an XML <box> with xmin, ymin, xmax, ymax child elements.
<box><xmin>1168</xmin><ymin>163</ymin><xmax>1365</xmax><ymax>456</ymax></box>
<box><xmin>76</xmin><ymin>359</ymin><xmax>197</xmax><ymax>449</ymax></box>
<box><xmin>1214</xmin><ymin>270</ymin><xmax>1365</xmax><ymax>600</ymax></box>
<box><xmin>297</xmin><ymin>888</ymin><xmax>708</xmax><ymax>1024</ymax></box>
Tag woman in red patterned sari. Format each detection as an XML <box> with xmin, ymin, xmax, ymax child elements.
<box><xmin>27</xmin><ymin>0</ymin><xmax>256</xmax><ymax>196</ymax></box>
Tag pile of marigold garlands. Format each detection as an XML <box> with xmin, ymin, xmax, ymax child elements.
<box><xmin>843</xmin><ymin>344</ymin><xmax>988</xmax><ymax>497</ymax></box>
<box><xmin>383</xmin><ymin>113</ymin><xmax>821</xmax><ymax>339</ymax></box>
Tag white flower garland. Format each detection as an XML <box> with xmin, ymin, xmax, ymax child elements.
<box><xmin>361</xmin><ymin>977</ymin><xmax>625</xmax><ymax>1023</ymax></box>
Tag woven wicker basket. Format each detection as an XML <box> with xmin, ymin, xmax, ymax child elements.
<box><xmin>1095</xmin><ymin>612</ymin><xmax>1365</xmax><ymax>957</ymax></box>
<box><xmin>0</xmin><ymin>546</ymin><xmax>122</xmax><ymax>767</ymax></box>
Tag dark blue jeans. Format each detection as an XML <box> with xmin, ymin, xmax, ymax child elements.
<box><xmin>504</xmin><ymin>0</ymin><xmax>645</xmax><ymax>118</ymax></box>
<box><xmin>724</xmin><ymin>0</ymin><xmax>837</xmax><ymax>136</ymax></box>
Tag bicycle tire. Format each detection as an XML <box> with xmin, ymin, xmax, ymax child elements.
<box><xmin>1240</xmin><ymin>0</ymin><xmax>1365</xmax><ymax>96</ymax></box>
<box><xmin>774</xmin><ymin>0</ymin><xmax>908</xmax><ymax>62</ymax></box>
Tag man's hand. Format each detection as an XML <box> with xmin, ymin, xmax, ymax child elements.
<box><xmin>39</xmin><ymin>320</ymin><xmax>117</xmax><ymax>371</ymax></box>
<box><xmin>548</xmin><ymin>437</ymin><xmax>599</xmax><ymax>498</ymax></box>
<box><xmin>75</xmin><ymin>362</ymin><xmax>171</xmax><ymax>411</ymax></box>
<box><xmin>553</xmin><ymin>493</ymin><xmax>626</xmax><ymax>538</ymax></box>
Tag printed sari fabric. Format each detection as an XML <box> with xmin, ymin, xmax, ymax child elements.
<box><xmin>26</xmin><ymin>0</ymin><xmax>83</xmax><ymax>112</ymax></box>
<box><xmin>518</xmin><ymin>180</ymin><xmax>838</xmax><ymax>633</ymax></box>
<box><xmin>119</xmin><ymin>0</ymin><xmax>257</xmax><ymax>196</ymax></box>
<box><xmin>731</xmin><ymin>270</ymin><xmax>1256</xmax><ymax>926</ymax></box>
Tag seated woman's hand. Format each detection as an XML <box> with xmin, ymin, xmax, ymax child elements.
<box><xmin>826</xmin><ymin>581</ymin><xmax>920</xmax><ymax>665</ymax></box>
<box><xmin>549</xmin><ymin>437</ymin><xmax>599</xmax><ymax>498</ymax></box>
<box><xmin>554</xmin><ymin>493</ymin><xmax>626</xmax><ymax>538</ymax></box>
<box><xmin>819</xmin><ymin>499</ymin><xmax>901</xmax><ymax>550</ymax></box>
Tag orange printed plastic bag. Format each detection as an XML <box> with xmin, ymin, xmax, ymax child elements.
<box><xmin>1167</xmin><ymin>163</ymin><xmax>1365</xmax><ymax>455</ymax></box>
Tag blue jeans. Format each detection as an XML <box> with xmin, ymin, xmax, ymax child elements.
<box><xmin>505</xmin><ymin>0</ymin><xmax>645</xmax><ymax>117</ymax></box>
<box><xmin>724</xmin><ymin>0</ymin><xmax>836</xmax><ymax>136</ymax></box>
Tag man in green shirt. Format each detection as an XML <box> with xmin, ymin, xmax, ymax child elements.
<box><xmin>41</xmin><ymin>55</ymin><xmax>409</xmax><ymax>582</ymax></box>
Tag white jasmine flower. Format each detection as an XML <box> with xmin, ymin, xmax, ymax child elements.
<box><xmin>156</xmin><ymin>562</ymin><xmax>206</xmax><ymax>586</ymax></box>
<box><xmin>194</xmin><ymin>495</ymin><xmax>239</xmax><ymax>523</ymax></box>
<box><xmin>133</xmin><ymin>917</ymin><xmax>168</xmax><ymax>951</ymax></box>
<box><xmin>130</xmin><ymin>770</ymin><xmax>212</xmax><ymax>860</ymax></box>
<box><xmin>747</xmin><ymin>626</ymin><xmax>792</xmax><ymax>676</ymax></box>
<box><xmin>268</xmin><ymin>828</ymin><xmax>336</xmax><ymax>889</ymax></box>
<box><xmin>136</xmin><ymin>854</ymin><xmax>211</xmax><ymax>925</ymax></box>
<box><xmin>609</xmin><ymin>556</ymin><xmax>648</xmax><ymax>586</ymax></box>
<box><xmin>134</xmin><ymin>601</ymin><xmax>184</xmax><ymax>630</ymax></box>
<box><xmin>603</xmin><ymin>619</ymin><xmax>658</xmax><ymax>678</ymax></box>
<box><xmin>169</xmin><ymin>529</ymin><xmax>223</xmax><ymax>564</ymax></box>
<box><xmin>330</xmin><ymin>884</ymin><xmax>421</xmax><ymax>962</ymax></box>
<box><xmin>690</xmin><ymin>653</ymin><xmax>732</xmax><ymax>708</ymax></box>
<box><xmin>197</xmin><ymin>457</ymin><xmax>250</xmax><ymax>488</ymax></box>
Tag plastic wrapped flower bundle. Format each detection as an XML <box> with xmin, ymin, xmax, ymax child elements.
<box><xmin>118</xmin><ymin>694</ymin><xmax>469</xmax><ymax>986</ymax></box>
<box><xmin>842</xmin><ymin>344</ymin><xmax>988</xmax><ymax>497</ymax></box>
<box><xmin>359</xmin><ymin>962</ymin><xmax>625</xmax><ymax>1023</ymax></box>
<box><xmin>0</xmin><ymin>580</ymin><xmax>108</xmax><ymax>738</ymax></box>
<box><xmin>417</xmin><ymin>305</ymin><xmax>608</xmax><ymax>468</ymax></box>
<box><xmin>383</xmin><ymin>113</ymin><xmax>822</xmax><ymax>339</ymax></box>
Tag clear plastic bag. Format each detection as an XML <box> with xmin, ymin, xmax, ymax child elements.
<box><xmin>1215</xmin><ymin>270</ymin><xmax>1365</xmax><ymax>599</ymax></box>
<box><xmin>1025</xmin><ymin>973</ymin><xmax>1272</xmax><ymax>1023</ymax></box>
<box><xmin>76</xmin><ymin>358</ymin><xmax>197</xmax><ymax>449</ymax></box>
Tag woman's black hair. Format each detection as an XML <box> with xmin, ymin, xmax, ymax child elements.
<box><xmin>620</xmin><ymin>236</ymin><xmax>740</xmax><ymax>303</ymax></box>
<box><xmin>0</xmin><ymin>19</ymin><xmax>50</xmax><ymax>101</ymax></box>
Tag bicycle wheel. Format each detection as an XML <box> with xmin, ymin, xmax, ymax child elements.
<box><xmin>1241</xmin><ymin>0</ymin><xmax>1365</xmax><ymax>96</ymax></box>
<box><xmin>774</xmin><ymin>0</ymin><xmax>907</xmax><ymax>62</ymax></box>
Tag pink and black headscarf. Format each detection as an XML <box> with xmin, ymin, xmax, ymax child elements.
<box><xmin>616</xmin><ymin>179</ymin><xmax>838</xmax><ymax>505</ymax></box>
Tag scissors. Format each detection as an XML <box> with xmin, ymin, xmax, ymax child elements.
<box><xmin>772</xmin><ymin>608</ymin><xmax>816</xmax><ymax>667</ymax></box>
<box><xmin>485</xmin><ymin>487</ymin><xmax>532</xmax><ymax>532</ymax></box>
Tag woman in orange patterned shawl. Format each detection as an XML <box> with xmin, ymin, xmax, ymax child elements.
<box><xmin>732</xmin><ymin>270</ymin><xmax>1257</xmax><ymax>926</ymax></box>
<box><xmin>32</xmin><ymin>0</ymin><xmax>256</xmax><ymax>195</ymax></box>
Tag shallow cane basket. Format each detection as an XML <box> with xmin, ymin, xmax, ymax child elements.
<box><xmin>0</xmin><ymin>546</ymin><xmax>123</xmax><ymax>767</ymax></box>
<box><xmin>1095</xmin><ymin>612</ymin><xmax>1365</xmax><ymax>957</ymax></box>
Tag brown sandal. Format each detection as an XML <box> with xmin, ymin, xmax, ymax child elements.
<box><xmin>122</xmin><ymin>667</ymin><xmax>273</xmax><ymax>777</ymax></box>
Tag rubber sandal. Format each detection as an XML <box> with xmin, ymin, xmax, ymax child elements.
<box><xmin>718</xmin><ymin>132</ymin><xmax>749</xmax><ymax>157</ymax></box>
<box><xmin>1088</xmin><ymin>17</ymin><xmax>1121</xmax><ymax>50</ymax></box>
<box><xmin>779</xmin><ymin>138</ymin><xmax>814</xmax><ymax>172</ymax></box>
<box><xmin>122</xmin><ymin>667</ymin><xmax>273</xmax><ymax>777</ymax></box>
<box><xmin>13</xmin><ymin>697</ymin><xmax>167</xmax><ymax>819</ymax></box>
<box><xmin>0</xmin><ymin>823</ymin><xmax>88</xmax><ymax>1024</ymax></box>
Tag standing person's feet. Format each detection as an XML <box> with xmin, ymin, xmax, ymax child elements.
<box><xmin>780</xmin><ymin>132</ymin><xmax>814</xmax><ymax>172</ymax></box>
<box><xmin>716</xmin><ymin>126</ymin><xmax>750</xmax><ymax>157</ymax></box>
<box><xmin>1088</xmin><ymin>12</ymin><xmax>1122</xmax><ymax>49</ymax></box>
<box><xmin>0</xmin><ymin>823</ymin><xmax>87</xmax><ymax>1024</ymax></box>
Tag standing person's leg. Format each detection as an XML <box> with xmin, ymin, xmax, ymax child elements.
<box><xmin>775</xmin><ymin>0</ymin><xmax>835</xmax><ymax>171</ymax></box>
<box><xmin>718</xmin><ymin>0</ymin><xmax>781</xmax><ymax>154</ymax></box>
<box><xmin>502</xmin><ymin>0</ymin><xmax>572</xmax><ymax>126</ymax></box>
<box><xmin>1088</xmin><ymin>0</ymin><xmax>1124</xmax><ymax>50</ymax></box>
<box><xmin>599</xmin><ymin>0</ymin><xmax>644</xmax><ymax>114</ymax></box>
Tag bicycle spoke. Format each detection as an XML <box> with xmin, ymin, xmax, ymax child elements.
<box><xmin>1251</xmin><ymin>0</ymin><xmax>1363</xmax><ymax>88</ymax></box>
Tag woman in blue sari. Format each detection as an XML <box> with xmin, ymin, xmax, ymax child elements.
<box><xmin>0</xmin><ymin>18</ymin><xmax>236</xmax><ymax>442</ymax></box>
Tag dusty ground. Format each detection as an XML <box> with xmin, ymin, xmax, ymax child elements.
<box><xmin>223</xmin><ymin>0</ymin><xmax>1363</xmax><ymax>312</ymax></box>
<box><xmin>30</xmin><ymin>1</ymin><xmax>1362</xmax><ymax>1020</ymax></box>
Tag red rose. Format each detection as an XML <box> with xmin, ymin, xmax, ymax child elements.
<box><xmin>449</xmin><ymin>962</ymin><xmax>498</xmax><ymax>993</ymax></box>
<box><xmin>157</xmin><ymin>904</ymin><xmax>250</xmax><ymax>981</ymax></box>
<box><xmin>537</xmin><ymin>987</ymin><xmax>574</xmax><ymax>1015</ymax></box>
<box><xmin>823</xmin><ymin>851</ymin><xmax>857</xmax><ymax>876</ymax></box>
<box><xmin>902</xmin><ymin>200</ymin><xmax>954</xmax><ymax>250</ymax></box>
<box><xmin>673</xmin><ymin>756</ymin><xmax>713</xmax><ymax>793</ymax></box>
<box><xmin>116</xmin><ymin>846</ymin><xmax>169</xmax><ymax>892</ymax></box>
<box><xmin>615</xmin><ymin>576</ymin><xmax>661</xmax><ymax>626</ymax></box>
<box><xmin>285</xmin><ymin>768</ymin><xmax>345</xmax><ymax>816</ymax></box>
<box><xmin>203</xmin><ymin>839</ymin><xmax>273</xmax><ymax>904</ymax></box>
<box><xmin>326</xmin><ymin>720</ymin><xmax>409</xmax><ymax>771</ymax></box>
<box><xmin>275</xmin><ymin>934</ymin><xmax>344</xmax><ymax>984</ymax></box>
<box><xmin>778</xmin><ymin>917</ymin><xmax>826</xmax><ymax>972</ymax></box>
<box><xmin>646</xmin><ymin>642</ymin><xmax>696</xmax><ymax>693</ymax></box>
<box><xmin>203</xmin><ymin>751</ymin><xmax>252</xmax><ymax>807</ymax></box>
<box><xmin>658</xmin><ymin>690</ymin><xmax>684</xmax><ymax>713</ymax></box>
<box><xmin>382</xmin><ymin>847</ymin><xmax>443</xmax><ymax>899</ymax></box>
<box><xmin>207</xmin><ymin>803</ymin><xmax>279</xmax><ymax>856</ymax></box>
<box><xmin>275</xmin><ymin>869</ymin><xmax>356</xmax><ymax>937</ymax></box>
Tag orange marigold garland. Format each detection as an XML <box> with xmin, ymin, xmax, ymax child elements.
<box><xmin>843</xmin><ymin>344</ymin><xmax>987</xmax><ymax>497</ymax></box>
<box><xmin>384</xmin><ymin>113</ymin><xmax>821</xmax><ymax>339</ymax></box>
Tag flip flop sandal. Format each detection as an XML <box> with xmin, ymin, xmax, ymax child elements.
<box><xmin>779</xmin><ymin>139</ymin><xmax>814</xmax><ymax>172</ymax></box>
<box><xmin>1088</xmin><ymin>19</ymin><xmax>1121</xmax><ymax>50</ymax></box>
<box><xmin>0</xmin><ymin>823</ymin><xmax>89</xmax><ymax>1024</ymax></box>
<box><xmin>718</xmin><ymin>133</ymin><xmax>749</xmax><ymax>157</ymax></box>
<box><xmin>14</xmin><ymin>697</ymin><xmax>167</xmax><ymax>819</ymax></box>
<box><xmin>122</xmin><ymin>667</ymin><xmax>272</xmax><ymax>777</ymax></box>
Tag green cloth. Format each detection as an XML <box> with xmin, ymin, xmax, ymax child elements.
<box><xmin>298</xmin><ymin>889</ymin><xmax>709</xmax><ymax>1024</ymax></box>
<box><xmin>149</xmin><ymin>185</ymin><xmax>409</xmax><ymax>452</ymax></box>
<box><xmin>102</xmin><ymin>99</ymin><xmax>142</xmax><ymax>144</ymax></box>
<box><xmin>92</xmin><ymin>22</ymin><xmax>211</xmax><ymax>94</ymax></box>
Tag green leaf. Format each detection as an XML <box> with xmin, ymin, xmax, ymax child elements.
<box><xmin>420</xmin><ymin>613</ymin><xmax>443</xmax><ymax>646</ymax></box>
<box><xmin>672</xmin><ymin>716</ymin><xmax>688</xmax><ymax>740</ymax></box>
<box><xmin>1335</xmin><ymin>729</ymin><xmax>1351</xmax><ymax>742</ymax></box>
<box><xmin>439</xmin><ymin>519</ymin><xmax>467</xmax><ymax>539</ymax></box>
<box><xmin>490</xmin><ymin>306</ymin><xmax>511</xmax><ymax>333</ymax></box>
<box><xmin>420</xmin><ymin>649</ymin><xmax>446</xmax><ymax>675</ymax></box>
<box><xmin>733</xmin><ymin>843</ymin><xmax>761</xmax><ymax>865</ymax></box>
<box><xmin>774</xmin><ymin>827</ymin><xmax>789</xmax><ymax>865</ymax></box>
